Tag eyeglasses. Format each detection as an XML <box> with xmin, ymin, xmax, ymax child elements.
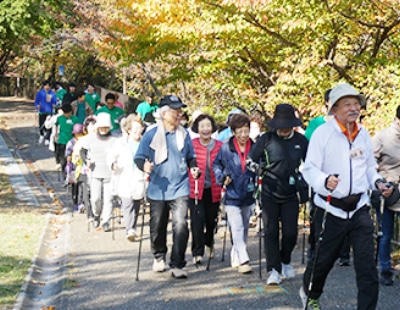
<box><xmin>234</xmin><ymin>129</ymin><xmax>250</xmax><ymax>136</ymax></box>
<box><xmin>168</xmin><ymin>108</ymin><xmax>183</xmax><ymax>115</ymax></box>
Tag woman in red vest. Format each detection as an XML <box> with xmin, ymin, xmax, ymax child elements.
<box><xmin>189</xmin><ymin>114</ymin><xmax>223</xmax><ymax>265</ymax></box>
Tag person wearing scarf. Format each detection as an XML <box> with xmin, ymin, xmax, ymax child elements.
<box><xmin>134</xmin><ymin>95</ymin><xmax>199</xmax><ymax>279</ymax></box>
<box><xmin>213</xmin><ymin>113</ymin><xmax>255</xmax><ymax>274</ymax></box>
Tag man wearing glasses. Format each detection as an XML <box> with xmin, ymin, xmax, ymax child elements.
<box><xmin>135</xmin><ymin>95</ymin><xmax>199</xmax><ymax>279</ymax></box>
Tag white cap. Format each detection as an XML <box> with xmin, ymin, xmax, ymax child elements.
<box><xmin>328</xmin><ymin>83</ymin><xmax>366</xmax><ymax>114</ymax></box>
<box><xmin>96</xmin><ymin>112</ymin><xmax>112</xmax><ymax>128</ymax></box>
<box><xmin>328</xmin><ymin>83</ymin><xmax>366</xmax><ymax>115</ymax></box>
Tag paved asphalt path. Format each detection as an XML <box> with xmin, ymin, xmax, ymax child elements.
<box><xmin>1</xmin><ymin>98</ymin><xmax>398</xmax><ymax>310</ymax></box>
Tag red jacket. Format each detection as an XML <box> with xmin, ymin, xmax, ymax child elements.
<box><xmin>189</xmin><ymin>138</ymin><xmax>223</xmax><ymax>203</ymax></box>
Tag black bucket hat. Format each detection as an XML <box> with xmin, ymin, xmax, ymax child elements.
<box><xmin>267</xmin><ymin>103</ymin><xmax>302</xmax><ymax>129</ymax></box>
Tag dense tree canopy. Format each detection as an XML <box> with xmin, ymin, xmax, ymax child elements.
<box><xmin>3</xmin><ymin>0</ymin><xmax>400</xmax><ymax>131</ymax></box>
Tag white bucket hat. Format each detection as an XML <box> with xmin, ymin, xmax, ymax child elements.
<box><xmin>96</xmin><ymin>112</ymin><xmax>112</xmax><ymax>128</ymax></box>
<box><xmin>328</xmin><ymin>83</ymin><xmax>366</xmax><ymax>114</ymax></box>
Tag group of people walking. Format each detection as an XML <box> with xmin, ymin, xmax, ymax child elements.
<box><xmin>34</xmin><ymin>80</ymin><xmax>400</xmax><ymax>310</ymax></box>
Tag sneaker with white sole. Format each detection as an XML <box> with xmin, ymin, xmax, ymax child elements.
<box><xmin>299</xmin><ymin>286</ymin><xmax>321</xmax><ymax>310</ymax></box>
<box><xmin>171</xmin><ymin>268</ymin><xmax>188</xmax><ymax>279</ymax></box>
<box><xmin>231</xmin><ymin>258</ymin><xmax>240</xmax><ymax>269</ymax></box>
<box><xmin>38</xmin><ymin>136</ymin><xmax>44</xmax><ymax>144</ymax></box>
<box><xmin>281</xmin><ymin>263</ymin><xmax>295</xmax><ymax>279</ymax></box>
<box><xmin>44</xmin><ymin>139</ymin><xmax>50</xmax><ymax>146</ymax></box>
<box><xmin>266</xmin><ymin>268</ymin><xmax>281</xmax><ymax>285</ymax></box>
<box><xmin>193</xmin><ymin>255</ymin><xmax>203</xmax><ymax>264</ymax></box>
<box><xmin>238</xmin><ymin>263</ymin><xmax>252</xmax><ymax>274</ymax></box>
<box><xmin>126</xmin><ymin>230</ymin><xmax>139</xmax><ymax>242</ymax></box>
<box><xmin>152</xmin><ymin>258</ymin><xmax>167</xmax><ymax>272</ymax></box>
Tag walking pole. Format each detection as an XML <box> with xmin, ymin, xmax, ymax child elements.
<box><xmin>206</xmin><ymin>215</ymin><xmax>218</xmax><ymax>271</ymax></box>
<box><xmin>255</xmin><ymin>174</ymin><xmax>263</xmax><ymax>279</ymax></box>
<box><xmin>111</xmin><ymin>172</ymin><xmax>118</xmax><ymax>240</ymax></box>
<box><xmin>220</xmin><ymin>185</ymin><xmax>227</xmax><ymax>262</ymax></box>
<box><xmin>194</xmin><ymin>178</ymin><xmax>200</xmax><ymax>268</ymax></box>
<box><xmin>375</xmin><ymin>195</ymin><xmax>384</xmax><ymax>264</ymax></box>
<box><xmin>301</xmin><ymin>202</ymin><xmax>307</xmax><ymax>265</ymax></box>
<box><xmin>305</xmin><ymin>174</ymin><xmax>338</xmax><ymax>310</ymax></box>
<box><xmin>258</xmin><ymin>208</ymin><xmax>263</xmax><ymax>279</ymax></box>
<box><xmin>136</xmin><ymin>175</ymin><xmax>150</xmax><ymax>282</ymax></box>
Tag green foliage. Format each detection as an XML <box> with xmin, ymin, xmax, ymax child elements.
<box><xmin>4</xmin><ymin>0</ymin><xmax>400</xmax><ymax>131</ymax></box>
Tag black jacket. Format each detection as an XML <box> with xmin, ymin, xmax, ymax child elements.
<box><xmin>248</xmin><ymin>130</ymin><xmax>308</xmax><ymax>202</ymax></box>
<box><xmin>62</xmin><ymin>92</ymin><xmax>78</xmax><ymax>105</ymax></box>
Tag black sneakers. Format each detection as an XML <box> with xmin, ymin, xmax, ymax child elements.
<box><xmin>380</xmin><ymin>270</ymin><xmax>394</xmax><ymax>286</ymax></box>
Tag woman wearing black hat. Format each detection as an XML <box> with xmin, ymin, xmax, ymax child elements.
<box><xmin>247</xmin><ymin>103</ymin><xmax>308</xmax><ymax>285</ymax></box>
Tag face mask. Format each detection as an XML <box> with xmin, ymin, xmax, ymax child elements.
<box><xmin>249</xmin><ymin>128</ymin><xmax>260</xmax><ymax>140</ymax></box>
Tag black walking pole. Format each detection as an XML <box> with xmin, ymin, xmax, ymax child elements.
<box><xmin>301</xmin><ymin>202</ymin><xmax>307</xmax><ymax>265</ymax></box>
<box><xmin>375</xmin><ymin>195</ymin><xmax>384</xmax><ymax>264</ymax></box>
<box><xmin>136</xmin><ymin>175</ymin><xmax>149</xmax><ymax>282</ymax></box>
<box><xmin>305</xmin><ymin>174</ymin><xmax>338</xmax><ymax>310</ymax></box>
<box><xmin>255</xmin><ymin>174</ymin><xmax>263</xmax><ymax>279</ymax></box>
<box><xmin>206</xmin><ymin>215</ymin><xmax>218</xmax><ymax>271</ymax></box>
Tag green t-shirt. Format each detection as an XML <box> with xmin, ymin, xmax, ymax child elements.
<box><xmin>56</xmin><ymin>115</ymin><xmax>80</xmax><ymax>145</ymax></box>
<box><xmin>85</xmin><ymin>92</ymin><xmax>101</xmax><ymax>111</ymax></box>
<box><xmin>95</xmin><ymin>106</ymin><xmax>125</xmax><ymax>132</ymax></box>
<box><xmin>56</xmin><ymin>88</ymin><xmax>67</xmax><ymax>103</ymax></box>
<box><xmin>304</xmin><ymin>116</ymin><xmax>326</xmax><ymax>140</ymax></box>
<box><xmin>135</xmin><ymin>101</ymin><xmax>159</xmax><ymax>120</ymax></box>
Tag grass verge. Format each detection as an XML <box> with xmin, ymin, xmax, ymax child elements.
<box><xmin>0</xmin><ymin>171</ymin><xmax>47</xmax><ymax>308</ymax></box>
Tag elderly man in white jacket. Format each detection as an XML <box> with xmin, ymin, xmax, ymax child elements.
<box><xmin>107</xmin><ymin>114</ymin><xmax>147</xmax><ymax>241</ymax></box>
<box><xmin>299</xmin><ymin>83</ymin><xmax>393</xmax><ymax>310</ymax></box>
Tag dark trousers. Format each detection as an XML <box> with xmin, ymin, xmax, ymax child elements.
<box><xmin>55</xmin><ymin>144</ymin><xmax>67</xmax><ymax>176</ymax></box>
<box><xmin>189</xmin><ymin>188</ymin><xmax>219</xmax><ymax>256</ymax></box>
<box><xmin>303</xmin><ymin>205</ymin><xmax>378</xmax><ymax>310</ymax></box>
<box><xmin>149</xmin><ymin>196</ymin><xmax>189</xmax><ymax>269</ymax></box>
<box><xmin>338</xmin><ymin>235</ymin><xmax>351</xmax><ymax>260</ymax></box>
<box><xmin>72</xmin><ymin>181</ymin><xmax>83</xmax><ymax>205</ymax></box>
<box><xmin>38</xmin><ymin>113</ymin><xmax>51</xmax><ymax>139</ymax></box>
<box><xmin>262</xmin><ymin>195</ymin><xmax>299</xmax><ymax>273</ymax></box>
<box><xmin>309</xmin><ymin>202</ymin><xmax>351</xmax><ymax>261</ymax></box>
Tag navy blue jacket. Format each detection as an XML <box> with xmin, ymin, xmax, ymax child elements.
<box><xmin>213</xmin><ymin>137</ymin><xmax>256</xmax><ymax>207</ymax></box>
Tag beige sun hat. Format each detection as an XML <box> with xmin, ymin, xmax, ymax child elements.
<box><xmin>327</xmin><ymin>83</ymin><xmax>366</xmax><ymax>114</ymax></box>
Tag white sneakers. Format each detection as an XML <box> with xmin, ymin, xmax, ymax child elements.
<box><xmin>193</xmin><ymin>255</ymin><xmax>203</xmax><ymax>264</ymax></box>
<box><xmin>126</xmin><ymin>230</ymin><xmax>139</xmax><ymax>242</ymax></box>
<box><xmin>152</xmin><ymin>258</ymin><xmax>188</xmax><ymax>279</ymax></box>
<box><xmin>171</xmin><ymin>268</ymin><xmax>188</xmax><ymax>279</ymax></box>
<box><xmin>38</xmin><ymin>135</ymin><xmax>44</xmax><ymax>144</ymax></box>
<box><xmin>55</xmin><ymin>163</ymin><xmax>62</xmax><ymax>170</ymax></box>
<box><xmin>267</xmin><ymin>264</ymin><xmax>296</xmax><ymax>285</ymax></box>
<box><xmin>231</xmin><ymin>258</ymin><xmax>240</xmax><ymax>269</ymax></box>
<box><xmin>281</xmin><ymin>263</ymin><xmax>296</xmax><ymax>279</ymax></box>
<box><xmin>267</xmin><ymin>268</ymin><xmax>281</xmax><ymax>285</ymax></box>
<box><xmin>44</xmin><ymin>139</ymin><xmax>50</xmax><ymax>146</ymax></box>
<box><xmin>152</xmin><ymin>258</ymin><xmax>167</xmax><ymax>272</ymax></box>
<box><xmin>238</xmin><ymin>263</ymin><xmax>252</xmax><ymax>274</ymax></box>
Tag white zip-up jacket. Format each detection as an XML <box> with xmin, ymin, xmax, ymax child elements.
<box><xmin>303</xmin><ymin>118</ymin><xmax>382</xmax><ymax>219</ymax></box>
